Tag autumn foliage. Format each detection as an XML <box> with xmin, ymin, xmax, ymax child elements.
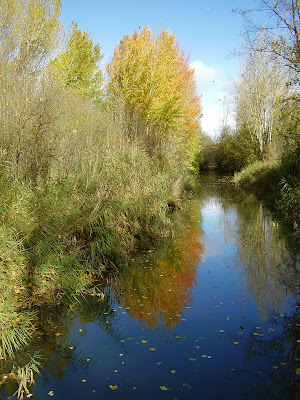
<box><xmin>106</xmin><ymin>27</ymin><xmax>201</xmax><ymax>168</ymax></box>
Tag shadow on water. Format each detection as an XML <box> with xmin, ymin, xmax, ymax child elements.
<box><xmin>1</xmin><ymin>172</ymin><xmax>299</xmax><ymax>399</ymax></box>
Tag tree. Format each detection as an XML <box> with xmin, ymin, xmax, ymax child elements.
<box><xmin>0</xmin><ymin>0</ymin><xmax>62</xmax><ymax>74</ymax></box>
<box><xmin>233</xmin><ymin>34</ymin><xmax>289</xmax><ymax>158</ymax></box>
<box><xmin>49</xmin><ymin>22</ymin><xmax>103</xmax><ymax>101</ymax></box>
<box><xmin>106</xmin><ymin>27</ymin><xmax>201</xmax><ymax>168</ymax></box>
<box><xmin>236</xmin><ymin>0</ymin><xmax>300</xmax><ymax>84</ymax></box>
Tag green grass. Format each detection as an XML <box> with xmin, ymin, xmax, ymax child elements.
<box><xmin>234</xmin><ymin>156</ymin><xmax>300</xmax><ymax>236</ymax></box>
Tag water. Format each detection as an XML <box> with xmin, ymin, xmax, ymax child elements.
<box><xmin>2</xmin><ymin>173</ymin><xmax>300</xmax><ymax>399</ymax></box>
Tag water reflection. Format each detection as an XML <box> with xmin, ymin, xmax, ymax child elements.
<box><xmin>112</xmin><ymin>205</ymin><xmax>204</xmax><ymax>329</ymax></box>
<box><xmin>200</xmin><ymin>173</ymin><xmax>300</xmax><ymax>317</ymax></box>
<box><xmin>1</xmin><ymin>174</ymin><xmax>299</xmax><ymax>400</ymax></box>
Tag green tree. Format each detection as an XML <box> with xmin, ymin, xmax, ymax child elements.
<box><xmin>49</xmin><ymin>22</ymin><xmax>103</xmax><ymax>102</ymax></box>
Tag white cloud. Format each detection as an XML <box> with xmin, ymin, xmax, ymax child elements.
<box><xmin>190</xmin><ymin>60</ymin><xmax>233</xmax><ymax>137</ymax></box>
<box><xmin>190</xmin><ymin>60</ymin><xmax>218</xmax><ymax>93</ymax></box>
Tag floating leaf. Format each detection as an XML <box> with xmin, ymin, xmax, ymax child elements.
<box><xmin>189</xmin><ymin>358</ymin><xmax>196</xmax><ymax>361</ymax></box>
<box><xmin>55</xmin><ymin>333</ymin><xmax>62</xmax><ymax>337</ymax></box>
<box><xmin>234</xmin><ymin>342</ymin><xmax>238</xmax><ymax>345</ymax></box>
<box><xmin>171</xmin><ymin>370</ymin><xmax>176</xmax><ymax>373</ymax></box>
<box><xmin>272</xmin><ymin>366</ymin><xmax>278</xmax><ymax>369</ymax></box>
<box><xmin>149</xmin><ymin>348</ymin><xmax>156</xmax><ymax>352</ymax></box>
<box><xmin>141</xmin><ymin>340</ymin><xmax>148</xmax><ymax>344</ymax></box>
<box><xmin>157</xmin><ymin>362</ymin><xmax>162</xmax><ymax>365</ymax></box>
<box><xmin>82</xmin><ymin>379</ymin><xmax>87</xmax><ymax>382</ymax></box>
<box><xmin>160</xmin><ymin>386</ymin><xmax>169</xmax><ymax>391</ymax></box>
<box><xmin>109</xmin><ymin>385</ymin><xmax>118</xmax><ymax>391</ymax></box>
<box><xmin>48</xmin><ymin>391</ymin><xmax>54</xmax><ymax>397</ymax></box>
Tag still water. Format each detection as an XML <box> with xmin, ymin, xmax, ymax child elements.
<box><xmin>3</xmin><ymin>174</ymin><xmax>300</xmax><ymax>399</ymax></box>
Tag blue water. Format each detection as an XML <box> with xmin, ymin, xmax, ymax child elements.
<box><xmin>3</xmin><ymin>174</ymin><xmax>300</xmax><ymax>399</ymax></box>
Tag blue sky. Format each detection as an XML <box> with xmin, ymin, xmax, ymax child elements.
<box><xmin>60</xmin><ymin>0</ymin><xmax>259</xmax><ymax>137</ymax></box>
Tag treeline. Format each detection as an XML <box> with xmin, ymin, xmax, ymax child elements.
<box><xmin>200</xmin><ymin>0</ymin><xmax>299</xmax><ymax>234</ymax></box>
<box><xmin>0</xmin><ymin>0</ymin><xmax>201</xmax><ymax>387</ymax></box>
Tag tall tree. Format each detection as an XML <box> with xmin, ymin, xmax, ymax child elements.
<box><xmin>236</xmin><ymin>0</ymin><xmax>300</xmax><ymax>84</ymax></box>
<box><xmin>49</xmin><ymin>22</ymin><xmax>103</xmax><ymax>101</ymax></box>
<box><xmin>0</xmin><ymin>0</ymin><xmax>62</xmax><ymax>74</ymax></box>
<box><xmin>233</xmin><ymin>34</ymin><xmax>289</xmax><ymax>157</ymax></box>
<box><xmin>106</xmin><ymin>27</ymin><xmax>201</xmax><ymax>168</ymax></box>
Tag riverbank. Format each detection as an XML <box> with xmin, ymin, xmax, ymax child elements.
<box><xmin>0</xmin><ymin>146</ymin><xmax>200</xmax><ymax>397</ymax></box>
<box><xmin>234</xmin><ymin>156</ymin><xmax>300</xmax><ymax>237</ymax></box>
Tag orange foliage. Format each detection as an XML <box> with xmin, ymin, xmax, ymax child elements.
<box><xmin>113</xmin><ymin>225</ymin><xmax>203</xmax><ymax>330</ymax></box>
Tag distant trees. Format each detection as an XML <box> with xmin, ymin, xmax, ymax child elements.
<box><xmin>201</xmin><ymin>0</ymin><xmax>300</xmax><ymax>173</ymax></box>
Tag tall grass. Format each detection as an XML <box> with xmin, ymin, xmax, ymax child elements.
<box><xmin>234</xmin><ymin>157</ymin><xmax>300</xmax><ymax>236</ymax></box>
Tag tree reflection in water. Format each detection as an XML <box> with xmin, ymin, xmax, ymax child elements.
<box><xmin>112</xmin><ymin>203</ymin><xmax>204</xmax><ymax>329</ymax></box>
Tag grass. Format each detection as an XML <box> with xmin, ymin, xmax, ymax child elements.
<box><xmin>234</xmin><ymin>156</ymin><xmax>300</xmax><ymax>236</ymax></box>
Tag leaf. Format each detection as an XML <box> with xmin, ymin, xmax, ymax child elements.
<box><xmin>109</xmin><ymin>385</ymin><xmax>118</xmax><ymax>391</ymax></box>
<box><xmin>296</xmin><ymin>368</ymin><xmax>300</xmax><ymax>375</ymax></box>
<box><xmin>149</xmin><ymin>348</ymin><xmax>156</xmax><ymax>352</ymax></box>
<box><xmin>189</xmin><ymin>358</ymin><xmax>196</xmax><ymax>361</ymax></box>
<box><xmin>48</xmin><ymin>391</ymin><xmax>54</xmax><ymax>396</ymax></box>
<box><xmin>82</xmin><ymin>379</ymin><xmax>87</xmax><ymax>382</ymax></box>
<box><xmin>160</xmin><ymin>386</ymin><xmax>169</xmax><ymax>391</ymax></box>
<box><xmin>55</xmin><ymin>332</ymin><xmax>62</xmax><ymax>337</ymax></box>
<box><xmin>171</xmin><ymin>370</ymin><xmax>176</xmax><ymax>373</ymax></box>
<box><xmin>141</xmin><ymin>340</ymin><xmax>148</xmax><ymax>344</ymax></box>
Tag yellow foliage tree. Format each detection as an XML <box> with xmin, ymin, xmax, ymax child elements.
<box><xmin>106</xmin><ymin>27</ymin><xmax>201</xmax><ymax>169</ymax></box>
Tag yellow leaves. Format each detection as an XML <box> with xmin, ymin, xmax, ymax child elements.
<box><xmin>55</xmin><ymin>332</ymin><xmax>62</xmax><ymax>337</ymax></box>
<box><xmin>141</xmin><ymin>340</ymin><xmax>148</xmax><ymax>344</ymax></box>
<box><xmin>82</xmin><ymin>379</ymin><xmax>87</xmax><ymax>382</ymax></box>
<box><xmin>171</xmin><ymin>370</ymin><xmax>176</xmax><ymax>373</ymax></box>
<box><xmin>160</xmin><ymin>386</ymin><xmax>169</xmax><ymax>391</ymax></box>
<box><xmin>109</xmin><ymin>385</ymin><xmax>118</xmax><ymax>391</ymax></box>
<box><xmin>149</xmin><ymin>348</ymin><xmax>156</xmax><ymax>352</ymax></box>
<box><xmin>48</xmin><ymin>391</ymin><xmax>54</xmax><ymax>396</ymax></box>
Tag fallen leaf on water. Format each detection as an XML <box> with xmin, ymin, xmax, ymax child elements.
<box><xmin>48</xmin><ymin>391</ymin><xmax>54</xmax><ymax>396</ymax></box>
<box><xmin>157</xmin><ymin>362</ymin><xmax>161</xmax><ymax>365</ymax></box>
<box><xmin>87</xmin><ymin>358</ymin><xmax>90</xmax><ymax>362</ymax></box>
<box><xmin>234</xmin><ymin>342</ymin><xmax>238</xmax><ymax>345</ymax></box>
<box><xmin>119</xmin><ymin>353</ymin><xmax>123</xmax><ymax>356</ymax></box>
<box><xmin>133</xmin><ymin>387</ymin><xmax>136</xmax><ymax>390</ymax></box>
<box><xmin>109</xmin><ymin>385</ymin><xmax>118</xmax><ymax>391</ymax></box>
<box><xmin>171</xmin><ymin>370</ymin><xmax>176</xmax><ymax>373</ymax></box>
<box><xmin>160</xmin><ymin>386</ymin><xmax>169</xmax><ymax>391</ymax></box>
<box><xmin>272</xmin><ymin>366</ymin><xmax>278</xmax><ymax>369</ymax></box>
<box><xmin>149</xmin><ymin>348</ymin><xmax>155</xmax><ymax>352</ymax></box>
<box><xmin>141</xmin><ymin>340</ymin><xmax>148</xmax><ymax>344</ymax></box>
<box><xmin>55</xmin><ymin>333</ymin><xmax>62</xmax><ymax>337</ymax></box>
<box><xmin>82</xmin><ymin>379</ymin><xmax>87</xmax><ymax>382</ymax></box>
<box><xmin>189</xmin><ymin>358</ymin><xmax>196</xmax><ymax>361</ymax></box>
<box><xmin>280</xmin><ymin>363</ymin><xmax>287</xmax><ymax>366</ymax></box>
<box><xmin>120</xmin><ymin>340</ymin><xmax>125</xmax><ymax>343</ymax></box>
